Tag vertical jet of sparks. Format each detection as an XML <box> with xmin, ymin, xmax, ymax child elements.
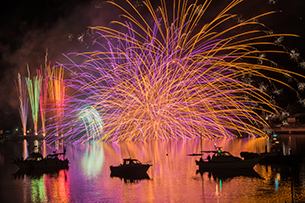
<box><xmin>48</xmin><ymin>65</ymin><xmax>65</xmax><ymax>136</ymax></box>
<box><xmin>15</xmin><ymin>73</ymin><xmax>29</xmax><ymax>136</ymax></box>
<box><xmin>39</xmin><ymin>62</ymin><xmax>51</xmax><ymax>137</ymax></box>
<box><xmin>26</xmin><ymin>69</ymin><xmax>42</xmax><ymax>135</ymax></box>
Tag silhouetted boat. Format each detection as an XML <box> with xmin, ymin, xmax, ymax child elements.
<box><xmin>12</xmin><ymin>151</ymin><xmax>43</xmax><ymax>169</ymax></box>
<box><xmin>195</xmin><ymin>146</ymin><xmax>261</xmax><ymax>169</ymax></box>
<box><xmin>110</xmin><ymin>158</ymin><xmax>151</xmax><ymax>175</ymax></box>
<box><xmin>240</xmin><ymin>150</ymin><xmax>302</xmax><ymax>165</ymax></box>
<box><xmin>12</xmin><ymin>147</ymin><xmax>69</xmax><ymax>170</ymax></box>
<box><xmin>240</xmin><ymin>134</ymin><xmax>303</xmax><ymax>165</ymax></box>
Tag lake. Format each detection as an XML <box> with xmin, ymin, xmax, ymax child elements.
<box><xmin>0</xmin><ymin>134</ymin><xmax>304</xmax><ymax>203</ymax></box>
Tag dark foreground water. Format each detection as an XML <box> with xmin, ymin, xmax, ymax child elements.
<box><xmin>0</xmin><ymin>134</ymin><xmax>305</xmax><ymax>203</ymax></box>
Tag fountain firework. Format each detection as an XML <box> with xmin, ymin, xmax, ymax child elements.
<box><xmin>15</xmin><ymin>73</ymin><xmax>29</xmax><ymax>136</ymax></box>
<box><xmin>47</xmin><ymin>65</ymin><xmax>66</xmax><ymax>136</ymax></box>
<box><xmin>38</xmin><ymin>62</ymin><xmax>51</xmax><ymax>137</ymax></box>
<box><xmin>26</xmin><ymin>69</ymin><xmax>42</xmax><ymax>135</ymax></box>
<box><xmin>45</xmin><ymin>0</ymin><xmax>304</xmax><ymax>143</ymax></box>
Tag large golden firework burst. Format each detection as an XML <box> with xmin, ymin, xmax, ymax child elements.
<box><xmin>44</xmin><ymin>0</ymin><xmax>304</xmax><ymax>143</ymax></box>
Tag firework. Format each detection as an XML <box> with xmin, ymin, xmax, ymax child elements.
<box><xmin>38</xmin><ymin>63</ymin><xmax>51</xmax><ymax>137</ymax></box>
<box><xmin>45</xmin><ymin>103</ymin><xmax>104</xmax><ymax>143</ymax></box>
<box><xmin>47</xmin><ymin>65</ymin><xmax>66</xmax><ymax>136</ymax></box>
<box><xmin>26</xmin><ymin>68</ymin><xmax>42</xmax><ymax>135</ymax></box>
<box><xmin>45</xmin><ymin>0</ymin><xmax>305</xmax><ymax>143</ymax></box>
<box><xmin>15</xmin><ymin>73</ymin><xmax>29</xmax><ymax>136</ymax></box>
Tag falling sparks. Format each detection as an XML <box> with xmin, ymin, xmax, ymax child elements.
<box><xmin>257</xmin><ymin>53</ymin><xmax>266</xmax><ymax>65</ymax></box>
<box><xmin>241</xmin><ymin>74</ymin><xmax>253</xmax><ymax>85</ymax></box>
<box><xmin>273</xmin><ymin>89</ymin><xmax>283</xmax><ymax>96</ymax></box>
<box><xmin>235</xmin><ymin>15</ymin><xmax>245</xmax><ymax>24</ymax></box>
<box><xmin>259</xmin><ymin>83</ymin><xmax>268</xmax><ymax>92</ymax></box>
<box><xmin>274</xmin><ymin>36</ymin><xmax>284</xmax><ymax>46</ymax></box>
<box><xmin>289</xmin><ymin>49</ymin><xmax>300</xmax><ymax>61</ymax></box>
<box><xmin>299</xmin><ymin>98</ymin><xmax>305</xmax><ymax>107</ymax></box>
<box><xmin>299</xmin><ymin>61</ymin><xmax>305</xmax><ymax>69</ymax></box>
<box><xmin>298</xmin><ymin>83</ymin><xmax>305</xmax><ymax>91</ymax></box>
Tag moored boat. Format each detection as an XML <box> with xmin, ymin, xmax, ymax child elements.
<box><xmin>12</xmin><ymin>148</ymin><xmax>69</xmax><ymax>170</ymax></box>
<box><xmin>110</xmin><ymin>158</ymin><xmax>151</xmax><ymax>175</ymax></box>
<box><xmin>29</xmin><ymin>152</ymin><xmax>69</xmax><ymax>169</ymax></box>
<box><xmin>195</xmin><ymin>147</ymin><xmax>261</xmax><ymax>169</ymax></box>
<box><xmin>240</xmin><ymin>134</ymin><xmax>303</xmax><ymax>165</ymax></box>
<box><xmin>12</xmin><ymin>152</ymin><xmax>43</xmax><ymax>169</ymax></box>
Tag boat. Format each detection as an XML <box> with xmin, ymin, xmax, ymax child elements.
<box><xmin>240</xmin><ymin>134</ymin><xmax>303</xmax><ymax>165</ymax></box>
<box><xmin>12</xmin><ymin>147</ymin><xmax>69</xmax><ymax>170</ymax></box>
<box><xmin>194</xmin><ymin>146</ymin><xmax>261</xmax><ymax>169</ymax></box>
<box><xmin>29</xmin><ymin>152</ymin><xmax>69</xmax><ymax>169</ymax></box>
<box><xmin>12</xmin><ymin>151</ymin><xmax>43</xmax><ymax>169</ymax></box>
<box><xmin>110</xmin><ymin>158</ymin><xmax>152</xmax><ymax>175</ymax></box>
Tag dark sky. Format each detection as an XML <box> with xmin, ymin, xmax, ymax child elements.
<box><xmin>0</xmin><ymin>0</ymin><xmax>305</xmax><ymax>130</ymax></box>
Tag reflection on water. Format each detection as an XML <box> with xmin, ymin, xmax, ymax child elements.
<box><xmin>81</xmin><ymin>143</ymin><xmax>104</xmax><ymax>178</ymax></box>
<box><xmin>110</xmin><ymin>172</ymin><xmax>150</xmax><ymax>183</ymax></box>
<box><xmin>0</xmin><ymin>135</ymin><xmax>304</xmax><ymax>202</ymax></box>
<box><xmin>23</xmin><ymin>139</ymin><xmax>28</xmax><ymax>160</ymax></box>
<box><xmin>12</xmin><ymin>167</ymin><xmax>70</xmax><ymax>203</ymax></box>
<box><xmin>197</xmin><ymin>168</ymin><xmax>262</xmax><ymax>182</ymax></box>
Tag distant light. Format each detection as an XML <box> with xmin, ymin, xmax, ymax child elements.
<box><xmin>219</xmin><ymin>179</ymin><xmax>222</xmax><ymax>192</ymax></box>
<box><xmin>16</xmin><ymin>128</ymin><xmax>18</xmax><ymax>131</ymax></box>
<box><xmin>273</xmin><ymin>134</ymin><xmax>277</xmax><ymax>137</ymax></box>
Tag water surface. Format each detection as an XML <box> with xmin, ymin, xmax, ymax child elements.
<box><xmin>0</xmin><ymin>135</ymin><xmax>304</xmax><ymax>202</ymax></box>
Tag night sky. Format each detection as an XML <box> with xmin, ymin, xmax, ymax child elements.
<box><xmin>1</xmin><ymin>0</ymin><xmax>305</xmax><ymax>130</ymax></box>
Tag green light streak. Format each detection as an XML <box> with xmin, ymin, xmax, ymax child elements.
<box><xmin>78</xmin><ymin>105</ymin><xmax>104</xmax><ymax>142</ymax></box>
<box><xmin>30</xmin><ymin>176</ymin><xmax>47</xmax><ymax>203</ymax></box>
<box><xmin>26</xmin><ymin>75</ymin><xmax>42</xmax><ymax>135</ymax></box>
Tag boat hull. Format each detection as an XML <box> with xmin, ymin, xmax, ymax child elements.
<box><xmin>30</xmin><ymin>158</ymin><xmax>69</xmax><ymax>169</ymax></box>
<box><xmin>12</xmin><ymin>159</ymin><xmax>69</xmax><ymax>169</ymax></box>
<box><xmin>196</xmin><ymin>157</ymin><xmax>261</xmax><ymax>169</ymax></box>
<box><xmin>12</xmin><ymin>160</ymin><xmax>33</xmax><ymax>169</ymax></box>
<box><xmin>259</xmin><ymin>155</ymin><xmax>302</xmax><ymax>165</ymax></box>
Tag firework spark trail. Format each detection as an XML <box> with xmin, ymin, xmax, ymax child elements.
<box><xmin>26</xmin><ymin>69</ymin><xmax>42</xmax><ymax>135</ymax></box>
<box><xmin>46</xmin><ymin>65</ymin><xmax>66</xmax><ymax>136</ymax></box>
<box><xmin>44</xmin><ymin>0</ymin><xmax>305</xmax><ymax>143</ymax></box>
<box><xmin>38</xmin><ymin>62</ymin><xmax>51</xmax><ymax>137</ymax></box>
<box><xmin>15</xmin><ymin>73</ymin><xmax>29</xmax><ymax>136</ymax></box>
